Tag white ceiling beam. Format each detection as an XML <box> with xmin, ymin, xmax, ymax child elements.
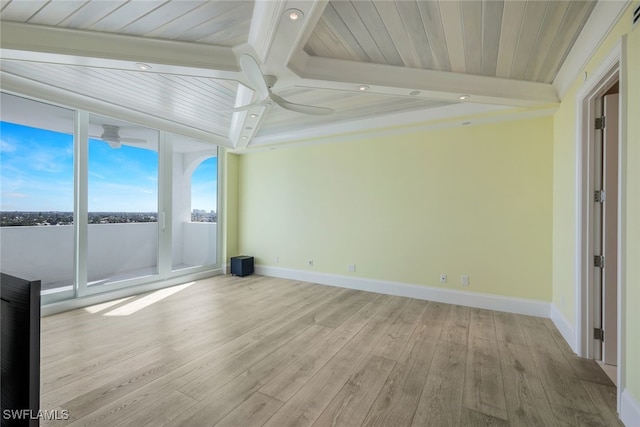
<box><xmin>0</xmin><ymin>21</ymin><xmax>239</xmax><ymax>80</ymax></box>
<box><xmin>245</xmin><ymin>103</ymin><xmax>557</xmax><ymax>150</ymax></box>
<box><xmin>233</xmin><ymin>0</ymin><xmax>329</xmax><ymax>147</ymax></box>
<box><xmin>290</xmin><ymin>52</ymin><xmax>560</xmax><ymax>107</ymax></box>
<box><xmin>246</xmin><ymin>0</ymin><xmax>289</xmax><ymax>65</ymax></box>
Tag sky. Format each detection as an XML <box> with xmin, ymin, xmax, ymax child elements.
<box><xmin>0</xmin><ymin>121</ymin><xmax>217</xmax><ymax>213</ymax></box>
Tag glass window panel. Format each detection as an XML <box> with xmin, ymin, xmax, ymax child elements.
<box><xmin>0</xmin><ymin>93</ymin><xmax>75</xmax><ymax>298</ymax></box>
<box><xmin>87</xmin><ymin>114</ymin><xmax>159</xmax><ymax>288</ymax></box>
<box><xmin>171</xmin><ymin>136</ymin><xmax>218</xmax><ymax>271</ymax></box>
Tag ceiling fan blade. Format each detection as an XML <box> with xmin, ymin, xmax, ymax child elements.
<box><xmin>269</xmin><ymin>92</ymin><xmax>334</xmax><ymax>116</ymax></box>
<box><xmin>211</xmin><ymin>100</ymin><xmax>262</xmax><ymax>112</ymax></box>
<box><xmin>239</xmin><ymin>54</ymin><xmax>269</xmax><ymax>100</ymax></box>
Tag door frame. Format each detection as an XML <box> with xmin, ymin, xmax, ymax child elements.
<box><xmin>574</xmin><ymin>38</ymin><xmax>627</xmax><ymax>412</ymax></box>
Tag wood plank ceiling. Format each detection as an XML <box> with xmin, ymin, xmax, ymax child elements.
<box><xmin>0</xmin><ymin>0</ymin><xmax>600</xmax><ymax>148</ymax></box>
<box><xmin>305</xmin><ymin>1</ymin><xmax>597</xmax><ymax>83</ymax></box>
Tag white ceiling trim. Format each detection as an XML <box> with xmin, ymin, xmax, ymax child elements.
<box><xmin>0</xmin><ymin>21</ymin><xmax>239</xmax><ymax>80</ymax></box>
<box><xmin>290</xmin><ymin>51</ymin><xmax>559</xmax><ymax>107</ymax></box>
<box><xmin>248</xmin><ymin>103</ymin><xmax>508</xmax><ymax>148</ymax></box>
<box><xmin>0</xmin><ymin>71</ymin><xmax>232</xmax><ymax>147</ymax></box>
<box><xmin>553</xmin><ymin>0</ymin><xmax>630</xmax><ymax>98</ymax></box>
<box><xmin>242</xmin><ymin>105</ymin><xmax>558</xmax><ymax>153</ymax></box>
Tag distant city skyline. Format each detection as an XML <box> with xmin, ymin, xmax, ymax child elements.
<box><xmin>0</xmin><ymin>121</ymin><xmax>217</xmax><ymax>212</ymax></box>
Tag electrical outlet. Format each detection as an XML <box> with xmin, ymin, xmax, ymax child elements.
<box><xmin>307</xmin><ymin>259</ymin><xmax>313</xmax><ymax>267</ymax></box>
<box><xmin>439</xmin><ymin>274</ymin><xmax>447</xmax><ymax>283</ymax></box>
<box><xmin>348</xmin><ymin>264</ymin><xmax>356</xmax><ymax>273</ymax></box>
<box><xmin>461</xmin><ymin>275</ymin><xmax>469</xmax><ymax>286</ymax></box>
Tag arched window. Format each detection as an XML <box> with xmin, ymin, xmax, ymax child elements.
<box><xmin>190</xmin><ymin>156</ymin><xmax>217</xmax><ymax>223</ymax></box>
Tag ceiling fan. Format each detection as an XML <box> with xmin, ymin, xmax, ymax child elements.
<box><xmin>229</xmin><ymin>54</ymin><xmax>334</xmax><ymax>116</ymax></box>
<box><xmin>90</xmin><ymin>125</ymin><xmax>146</xmax><ymax>149</ymax></box>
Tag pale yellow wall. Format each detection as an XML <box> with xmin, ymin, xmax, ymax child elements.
<box><xmin>551</xmin><ymin>1</ymin><xmax>639</xmax><ymax>408</ymax></box>
<box><xmin>223</xmin><ymin>152</ymin><xmax>240</xmax><ymax>263</ymax></box>
<box><xmin>238</xmin><ymin>116</ymin><xmax>553</xmax><ymax>301</ymax></box>
<box><xmin>624</xmin><ymin>19</ymin><xmax>640</xmax><ymax>408</ymax></box>
<box><xmin>552</xmin><ymin>1</ymin><xmax>637</xmax><ymax>327</ymax></box>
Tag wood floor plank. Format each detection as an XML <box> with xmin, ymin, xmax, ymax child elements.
<box><xmin>441</xmin><ymin>304</ymin><xmax>470</xmax><ymax>345</ymax></box>
<box><xmin>213</xmin><ymin>392</ymin><xmax>284</xmax><ymax>427</ymax></box>
<box><xmin>493</xmin><ymin>311</ymin><xmax>527</xmax><ymax>345</ymax></box>
<box><xmin>460</xmin><ymin>407</ymin><xmax>510</xmax><ymax>426</ymax></box>
<box><xmin>312</xmin><ymin>355</ymin><xmax>396</xmax><ymax>427</ymax></box>
<box><xmin>362</xmin><ymin>321</ymin><xmax>442</xmax><ymax>426</ymax></box>
<box><xmin>580</xmin><ymin>380</ymin><xmax>624</xmax><ymax>427</ymax></box>
<box><xmin>262</xmin><ymin>297</ymin><xmax>407</xmax><ymax>427</ymax></box>
<box><xmin>370</xmin><ymin>298</ymin><xmax>426</xmax><ymax>361</ymax></box>
<box><xmin>37</xmin><ymin>275</ymin><xmax>623</xmax><ymax>427</ymax></box>
<box><xmin>544</xmin><ymin>318</ymin><xmax>615</xmax><ymax>386</ymax></box>
<box><xmin>260</xmin><ymin>296</ymin><xmax>405</xmax><ymax>402</ymax></box>
<box><xmin>411</xmin><ymin>340</ymin><xmax>466</xmax><ymax>427</ymax></box>
<box><xmin>110</xmin><ymin>390</ymin><xmax>197</xmax><ymax>427</ymax></box>
<box><xmin>170</xmin><ymin>324</ymin><xmax>332</xmax><ymax>426</ymax></box>
<box><xmin>463</xmin><ymin>337</ymin><xmax>508</xmax><ymax>421</ymax></box>
<box><xmin>468</xmin><ymin>308</ymin><xmax>497</xmax><ymax>342</ymax></box>
<box><xmin>312</xmin><ymin>289</ymin><xmax>379</xmax><ymax>328</ymax></box>
<box><xmin>420</xmin><ymin>300</ymin><xmax>451</xmax><ymax>325</ymax></box>
<box><xmin>518</xmin><ymin>315</ymin><xmax>600</xmax><ymax>417</ymax></box>
<box><xmin>498</xmin><ymin>341</ymin><xmax>558</xmax><ymax>427</ymax></box>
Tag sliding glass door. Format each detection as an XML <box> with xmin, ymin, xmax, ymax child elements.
<box><xmin>1</xmin><ymin>91</ymin><xmax>223</xmax><ymax>305</ymax></box>
<box><xmin>0</xmin><ymin>93</ymin><xmax>75</xmax><ymax>303</ymax></box>
<box><xmin>86</xmin><ymin>114</ymin><xmax>160</xmax><ymax>292</ymax></box>
<box><xmin>170</xmin><ymin>136</ymin><xmax>218</xmax><ymax>272</ymax></box>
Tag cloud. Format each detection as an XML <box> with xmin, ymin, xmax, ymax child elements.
<box><xmin>0</xmin><ymin>138</ymin><xmax>16</xmax><ymax>153</ymax></box>
<box><xmin>2</xmin><ymin>192</ymin><xmax>27</xmax><ymax>198</ymax></box>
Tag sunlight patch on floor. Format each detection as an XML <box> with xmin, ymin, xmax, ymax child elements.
<box><xmin>103</xmin><ymin>282</ymin><xmax>195</xmax><ymax>316</ymax></box>
<box><xmin>84</xmin><ymin>296</ymin><xmax>134</xmax><ymax>314</ymax></box>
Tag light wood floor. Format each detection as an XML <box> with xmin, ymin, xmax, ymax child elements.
<box><xmin>40</xmin><ymin>275</ymin><xmax>621</xmax><ymax>426</ymax></box>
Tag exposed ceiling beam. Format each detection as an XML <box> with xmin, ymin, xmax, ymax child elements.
<box><xmin>248</xmin><ymin>104</ymin><xmax>557</xmax><ymax>150</ymax></box>
<box><xmin>290</xmin><ymin>52</ymin><xmax>560</xmax><ymax>107</ymax></box>
<box><xmin>0</xmin><ymin>21</ymin><xmax>239</xmax><ymax>80</ymax></box>
<box><xmin>231</xmin><ymin>0</ymin><xmax>329</xmax><ymax>147</ymax></box>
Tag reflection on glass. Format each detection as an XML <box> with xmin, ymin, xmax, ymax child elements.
<box><xmin>87</xmin><ymin>115</ymin><xmax>159</xmax><ymax>287</ymax></box>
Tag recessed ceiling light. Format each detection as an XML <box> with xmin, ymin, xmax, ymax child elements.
<box><xmin>250</xmin><ymin>114</ymin><xmax>258</xmax><ymax>118</ymax></box>
<box><xmin>242</xmin><ymin>136</ymin><xmax>248</xmax><ymax>139</ymax></box>
<box><xmin>458</xmin><ymin>94</ymin><xmax>470</xmax><ymax>100</ymax></box>
<box><xmin>409</xmin><ymin>90</ymin><xmax>420</xmax><ymax>96</ymax></box>
<box><xmin>135</xmin><ymin>63</ymin><xmax>152</xmax><ymax>71</ymax></box>
<box><xmin>286</xmin><ymin>8</ymin><xmax>304</xmax><ymax>21</ymax></box>
<box><xmin>358</xmin><ymin>85</ymin><xmax>369</xmax><ymax>91</ymax></box>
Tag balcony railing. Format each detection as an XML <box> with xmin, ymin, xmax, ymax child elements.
<box><xmin>0</xmin><ymin>222</ymin><xmax>216</xmax><ymax>294</ymax></box>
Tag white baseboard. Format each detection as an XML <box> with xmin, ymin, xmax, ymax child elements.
<box><xmin>255</xmin><ymin>265</ymin><xmax>550</xmax><ymax>318</ymax></box>
<box><xmin>622</xmin><ymin>388</ymin><xmax>640</xmax><ymax>427</ymax></box>
<box><xmin>550</xmin><ymin>303</ymin><xmax>577</xmax><ymax>353</ymax></box>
